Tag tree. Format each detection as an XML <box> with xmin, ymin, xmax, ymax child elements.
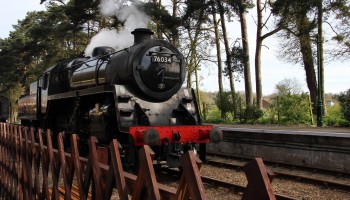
<box><xmin>240</xmin><ymin>104</ymin><xmax>263</xmax><ymax>124</ymax></box>
<box><xmin>327</xmin><ymin>1</ymin><xmax>350</xmax><ymax>59</ymax></box>
<box><xmin>272</xmin><ymin>0</ymin><xmax>318</xmax><ymax>114</ymax></box>
<box><xmin>211</xmin><ymin>2</ymin><xmax>225</xmax><ymax>118</ymax></box>
<box><xmin>144</xmin><ymin>0</ymin><xmax>182</xmax><ymax>42</ymax></box>
<box><xmin>274</xmin><ymin>78</ymin><xmax>311</xmax><ymax>125</ymax></box>
<box><xmin>272</xmin><ymin>0</ymin><xmax>350</xmax><ymax>115</ymax></box>
<box><xmin>275</xmin><ymin>78</ymin><xmax>303</xmax><ymax>95</ymax></box>
<box><xmin>0</xmin><ymin>2</ymin><xmax>95</xmax><ymax>102</ymax></box>
<box><xmin>216</xmin><ymin>0</ymin><xmax>238</xmax><ymax>118</ymax></box>
<box><xmin>338</xmin><ymin>89</ymin><xmax>350</xmax><ymax>124</ymax></box>
<box><xmin>228</xmin><ymin>0</ymin><xmax>254</xmax><ymax>106</ymax></box>
<box><xmin>255</xmin><ymin>0</ymin><xmax>282</xmax><ymax>109</ymax></box>
<box><xmin>214</xmin><ymin>91</ymin><xmax>234</xmax><ymax>119</ymax></box>
<box><xmin>226</xmin><ymin>42</ymin><xmax>245</xmax><ymax>117</ymax></box>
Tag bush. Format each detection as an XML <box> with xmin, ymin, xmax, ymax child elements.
<box><xmin>214</xmin><ymin>92</ymin><xmax>232</xmax><ymax>118</ymax></box>
<box><xmin>204</xmin><ymin>117</ymin><xmax>227</xmax><ymax>124</ymax></box>
<box><xmin>204</xmin><ymin>107</ymin><xmax>228</xmax><ymax>124</ymax></box>
<box><xmin>338</xmin><ymin>89</ymin><xmax>350</xmax><ymax>124</ymax></box>
<box><xmin>324</xmin><ymin>104</ymin><xmax>348</xmax><ymax>126</ymax></box>
<box><xmin>239</xmin><ymin>105</ymin><xmax>263</xmax><ymax>124</ymax></box>
<box><xmin>276</xmin><ymin>93</ymin><xmax>311</xmax><ymax>125</ymax></box>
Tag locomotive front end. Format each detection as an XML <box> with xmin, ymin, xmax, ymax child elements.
<box><xmin>105</xmin><ymin>28</ymin><xmax>222</xmax><ymax>167</ymax></box>
<box><xmin>108</xmin><ymin>28</ymin><xmax>186</xmax><ymax>102</ymax></box>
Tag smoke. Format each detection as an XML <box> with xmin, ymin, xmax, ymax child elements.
<box><xmin>85</xmin><ymin>0</ymin><xmax>150</xmax><ymax>57</ymax></box>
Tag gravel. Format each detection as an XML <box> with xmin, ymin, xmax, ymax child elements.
<box><xmin>200</xmin><ymin>164</ymin><xmax>350</xmax><ymax>200</ymax></box>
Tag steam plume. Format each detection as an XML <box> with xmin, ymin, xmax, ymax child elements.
<box><xmin>85</xmin><ymin>0</ymin><xmax>149</xmax><ymax>56</ymax></box>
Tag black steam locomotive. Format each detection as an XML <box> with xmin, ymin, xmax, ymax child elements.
<box><xmin>18</xmin><ymin>28</ymin><xmax>221</xmax><ymax>167</ymax></box>
<box><xmin>0</xmin><ymin>96</ymin><xmax>9</xmax><ymax>122</ymax></box>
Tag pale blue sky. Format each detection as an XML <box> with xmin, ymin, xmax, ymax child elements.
<box><xmin>0</xmin><ymin>1</ymin><xmax>46</xmax><ymax>38</ymax></box>
<box><xmin>0</xmin><ymin>1</ymin><xmax>349</xmax><ymax>95</ymax></box>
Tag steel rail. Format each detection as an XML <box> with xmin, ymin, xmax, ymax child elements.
<box><xmin>206</xmin><ymin>154</ymin><xmax>350</xmax><ymax>192</ymax></box>
<box><xmin>162</xmin><ymin>168</ymin><xmax>300</xmax><ymax>200</ymax></box>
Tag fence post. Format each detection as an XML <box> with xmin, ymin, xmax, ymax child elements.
<box><xmin>242</xmin><ymin>158</ymin><xmax>276</xmax><ymax>200</ymax></box>
<box><xmin>176</xmin><ymin>151</ymin><xmax>206</xmax><ymax>200</ymax></box>
<box><xmin>20</xmin><ymin>126</ymin><xmax>29</xmax><ymax>200</ymax></box>
<box><xmin>132</xmin><ymin>146</ymin><xmax>161</xmax><ymax>200</ymax></box>
<box><xmin>38</xmin><ymin>129</ymin><xmax>50</xmax><ymax>200</ymax></box>
<box><xmin>30</xmin><ymin>127</ymin><xmax>40</xmax><ymax>199</ymax></box>
<box><xmin>14</xmin><ymin>125</ymin><xmax>22</xmax><ymax>200</ymax></box>
<box><xmin>107</xmin><ymin>139</ymin><xmax>128</xmax><ymax>200</ymax></box>
<box><xmin>88</xmin><ymin>136</ymin><xmax>104</xmax><ymax>199</ymax></box>
<box><xmin>71</xmin><ymin>134</ymin><xmax>91</xmax><ymax>200</ymax></box>
<box><xmin>0</xmin><ymin>123</ymin><xmax>5</xmax><ymax>198</ymax></box>
<box><xmin>58</xmin><ymin>132</ymin><xmax>74</xmax><ymax>199</ymax></box>
<box><xmin>4</xmin><ymin>124</ymin><xmax>10</xmax><ymax>199</ymax></box>
<box><xmin>47</xmin><ymin>129</ymin><xmax>61</xmax><ymax>200</ymax></box>
<box><xmin>10</xmin><ymin>125</ymin><xmax>16</xmax><ymax>199</ymax></box>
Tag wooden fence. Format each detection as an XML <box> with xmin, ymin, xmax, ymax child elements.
<box><xmin>0</xmin><ymin>123</ymin><xmax>277</xmax><ymax>200</ymax></box>
<box><xmin>0</xmin><ymin>123</ymin><xmax>209</xmax><ymax>200</ymax></box>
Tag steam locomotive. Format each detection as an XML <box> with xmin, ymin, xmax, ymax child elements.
<box><xmin>18</xmin><ymin>28</ymin><xmax>222</xmax><ymax>167</ymax></box>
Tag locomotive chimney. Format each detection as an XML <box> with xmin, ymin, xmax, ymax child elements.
<box><xmin>131</xmin><ymin>28</ymin><xmax>154</xmax><ymax>45</ymax></box>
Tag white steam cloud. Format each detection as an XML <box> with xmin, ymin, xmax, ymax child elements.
<box><xmin>85</xmin><ymin>0</ymin><xmax>150</xmax><ymax>57</ymax></box>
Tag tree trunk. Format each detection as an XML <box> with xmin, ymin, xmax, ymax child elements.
<box><xmin>187</xmin><ymin>7</ymin><xmax>205</xmax><ymax>89</ymax></box>
<box><xmin>187</xmin><ymin>48</ymin><xmax>195</xmax><ymax>88</ymax></box>
<box><xmin>255</xmin><ymin>0</ymin><xmax>282</xmax><ymax>109</ymax></box>
<box><xmin>212</xmin><ymin>5</ymin><xmax>225</xmax><ymax>118</ymax></box>
<box><xmin>239</xmin><ymin>1</ymin><xmax>253</xmax><ymax>106</ymax></box>
<box><xmin>255</xmin><ymin>0</ymin><xmax>263</xmax><ymax>109</ymax></box>
<box><xmin>217</xmin><ymin>0</ymin><xmax>237</xmax><ymax>117</ymax></box>
<box><xmin>172</xmin><ymin>0</ymin><xmax>179</xmax><ymax>46</ymax></box>
<box><xmin>195</xmin><ymin>61</ymin><xmax>202</xmax><ymax>113</ymax></box>
<box><xmin>297</xmin><ymin>17</ymin><xmax>317</xmax><ymax>114</ymax></box>
<box><xmin>153</xmin><ymin>0</ymin><xmax>162</xmax><ymax>39</ymax></box>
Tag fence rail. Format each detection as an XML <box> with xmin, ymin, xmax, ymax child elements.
<box><xmin>0</xmin><ymin>123</ymin><xmax>277</xmax><ymax>200</ymax></box>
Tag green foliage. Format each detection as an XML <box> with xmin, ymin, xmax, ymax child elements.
<box><xmin>203</xmin><ymin>106</ymin><xmax>228</xmax><ymax>124</ymax></box>
<box><xmin>4</xmin><ymin>82</ymin><xmax>25</xmax><ymax>110</ymax></box>
<box><xmin>227</xmin><ymin>0</ymin><xmax>255</xmax><ymax>14</ymax></box>
<box><xmin>266</xmin><ymin>78</ymin><xmax>312</xmax><ymax>125</ymax></box>
<box><xmin>0</xmin><ymin>2</ymin><xmax>95</xmax><ymax>95</ymax></box>
<box><xmin>323</xmin><ymin>104</ymin><xmax>349</xmax><ymax>127</ymax></box>
<box><xmin>238</xmin><ymin>104</ymin><xmax>263</xmax><ymax>124</ymax></box>
<box><xmin>143</xmin><ymin>1</ymin><xmax>181</xmax><ymax>39</ymax></box>
<box><xmin>276</xmin><ymin>93</ymin><xmax>311</xmax><ymax>125</ymax></box>
<box><xmin>214</xmin><ymin>91</ymin><xmax>234</xmax><ymax>119</ymax></box>
<box><xmin>265</xmin><ymin>105</ymin><xmax>278</xmax><ymax>124</ymax></box>
<box><xmin>225</xmin><ymin>44</ymin><xmax>245</xmax><ymax>79</ymax></box>
<box><xmin>338</xmin><ymin>89</ymin><xmax>350</xmax><ymax>125</ymax></box>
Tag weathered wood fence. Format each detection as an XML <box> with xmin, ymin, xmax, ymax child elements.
<box><xmin>0</xmin><ymin>123</ymin><xmax>209</xmax><ymax>200</ymax></box>
<box><xmin>0</xmin><ymin>123</ymin><xmax>278</xmax><ymax>200</ymax></box>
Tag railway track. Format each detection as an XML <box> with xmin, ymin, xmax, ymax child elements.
<box><xmin>160</xmin><ymin>168</ymin><xmax>300</xmax><ymax>200</ymax></box>
<box><xmin>206</xmin><ymin>153</ymin><xmax>350</xmax><ymax>192</ymax></box>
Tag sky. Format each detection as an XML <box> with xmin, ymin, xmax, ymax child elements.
<box><xmin>0</xmin><ymin>1</ymin><xmax>349</xmax><ymax>95</ymax></box>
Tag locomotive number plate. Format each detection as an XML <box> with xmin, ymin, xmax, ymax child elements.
<box><xmin>151</xmin><ymin>55</ymin><xmax>172</xmax><ymax>63</ymax></box>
